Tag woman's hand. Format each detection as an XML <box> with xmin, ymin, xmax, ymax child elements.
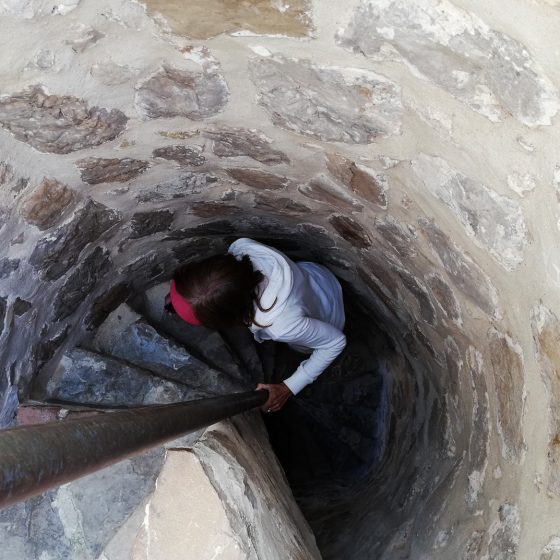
<box><xmin>256</xmin><ymin>383</ymin><xmax>293</xmax><ymax>413</ymax></box>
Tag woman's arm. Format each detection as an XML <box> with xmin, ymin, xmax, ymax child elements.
<box><xmin>258</xmin><ymin>317</ymin><xmax>346</xmax><ymax>412</ymax></box>
<box><xmin>276</xmin><ymin>316</ymin><xmax>347</xmax><ymax>394</ymax></box>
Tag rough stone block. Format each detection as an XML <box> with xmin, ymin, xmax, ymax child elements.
<box><xmin>329</xmin><ymin>215</ymin><xmax>372</xmax><ymax>248</ymax></box>
<box><xmin>141</xmin><ymin>0</ymin><xmax>312</xmax><ymax>39</ymax></box>
<box><xmin>41</xmin><ymin>347</ymin><xmax>194</xmax><ymax>405</ymax></box>
<box><xmin>338</xmin><ymin>0</ymin><xmax>559</xmax><ymax>126</ymax></box>
<box><xmin>412</xmin><ymin>154</ymin><xmax>528</xmax><ymax>271</ymax></box>
<box><xmin>0</xmin><ymin>87</ymin><xmax>127</xmax><ymax>154</ymax></box>
<box><xmin>531</xmin><ymin>304</ymin><xmax>560</xmax><ymax>495</ymax></box>
<box><xmin>374</xmin><ymin>216</ymin><xmax>416</xmax><ymax>259</ymax></box>
<box><xmin>226</xmin><ymin>168</ymin><xmax>292</xmax><ymax>190</ymax></box>
<box><xmin>488</xmin><ymin>329</ymin><xmax>525</xmax><ymax>463</ymax></box>
<box><xmin>299</xmin><ymin>174</ymin><xmax>363</xmax><ymax>212</ymax></box>
<box><xmin>190</xmin><ymin>201</ymin><xmax>239</xmax><ymax>217</ymax></box>
<box><xmin>52</xmin><ymin>246</ymin><xmax>112</xmax><ymax>321</ymax></box>
<box><xmin>152</xmin><ymin>145</ymin><xmax>205</xmax><ymax>166</ymax></box>
<box><xmin>129</xmin><ymin>210</ymin><xmax>174</xmax><ymax>239</ymax></box>
<box><xmin>253</xmin><ymin>192</ymin><xmax>310</xmax><ymax>215</ymax></box>
<box><xmin>0</xmin><ymin>258</ymin><xmax>19</xmax><ymax>279</ymax></box>
<box><xmin>418</xmin><ymin>218</ymin><xmax>500</xmax><ymax>318</ymax></box>
<box><xmin>29</xmin><ymin>199</ymin><xmax>120</xmax><ymax>281</ymax></box>
<box><xmin>249</xmin><ymin>56</ymin><xmax>402</xmax><ymax>143</ymax></box>
<box><xmin>20</xmin><ymin>178</ymin><xmax>76</xmax><ymax>230</ymax></box>
<box><xmin>425</xmin><ymin>273</ymin><xmax>462</xmax><ymax>325</ymax></box>
<box><xmin>135</xmin><ymin>172</ymin><xmax>217</xmax><ymax>203</ymax></box>
<box><xmin>76</xmin><ymin>157</ymin><xmax>150</xmax><ymax>184</ymax></box>
<box><xmin>204</xmin><ymin>126</ymin><xmax>289</xmax><ymax>165</ymax></box>
<box><xmin>326</xmin><ymin>153</ymin><xmax>388</xmax><ymax>208</ymax></box>
<box><xmin>135</xmin><ymin>66</ymin><xmax>229</xmax><ymax>120</ymax></box>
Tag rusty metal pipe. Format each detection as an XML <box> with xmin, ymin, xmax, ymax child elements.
<box><xmin>0</xmin><ymin>390</ymin><xmax>268</xmax><ymax>510</ymax></box>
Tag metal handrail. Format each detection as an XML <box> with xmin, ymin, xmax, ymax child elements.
<box><xmin>0</xmin><ymin>390</ymin><xmax>268</xmax><ymax>510</ymax></box>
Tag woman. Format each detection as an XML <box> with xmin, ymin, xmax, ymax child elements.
<box><xmin>166</xmin><ymin>238</ymin><xmax>346</xmax><ymax>413</ymax></box>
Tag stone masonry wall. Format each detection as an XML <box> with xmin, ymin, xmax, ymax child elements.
<box><xmin>1</xmin><ymin>0</ymin><xmax>560</xmax><ymax>558</ymax></box>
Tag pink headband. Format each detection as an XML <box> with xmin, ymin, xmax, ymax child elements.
<box><xmin>170</xmin><ymin>279</ymin><xmax>201</xmax><ymax>325</ymax></box>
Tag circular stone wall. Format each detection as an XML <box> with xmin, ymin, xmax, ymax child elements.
<box><xmin>1</xmin><ymin>1</ymin><xmax>560</xmax><ymax>558</ymax></box>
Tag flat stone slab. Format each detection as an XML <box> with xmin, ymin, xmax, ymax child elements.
<box><xmin>141</xmin><ymin>0</ymin><xmax>312</xmax><ymax>39</ymax></box>
<box><xmin>249</xmin><ymin>55</ymin><xmax>402</xmax><ymax>143</ymax></box>
<box><xmin>412</xmin><ymin>154</ymin><xmax>528</xmax><ymax>271</ymax></box>
<box><xmin>0</xmin><ymin>86</ymin><xmax>127</xmax><ymax>153</ymax></box>
<box><xmin>135</xmin><ymin>66</ymin><xmax>229</xmax><ymax>120</ymax></box>
<box><xmin>34</xmin><ymin>347</ymin><xmax>197</xmax><ymax>406</ymax></box>
<box><xmin>91</xmin><ymin>304</ymin><xmax>242</xmax><ymax>394</ymax></box>
<box><xmin>338</xmin><ymin>0</ymin><xmax>559</xmax><ymax>126</ymax></box>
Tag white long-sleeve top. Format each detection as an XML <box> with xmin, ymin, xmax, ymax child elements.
<box><xmin>228</xmin><ymin>238</ymin><xmax>346</xmax><ymax>394</ymax></box>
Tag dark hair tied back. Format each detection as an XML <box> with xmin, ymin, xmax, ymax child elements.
<box><xmin>172</xmin><ymin>254</ymin><xmax>275</xmax><ymax>329</ymax></box>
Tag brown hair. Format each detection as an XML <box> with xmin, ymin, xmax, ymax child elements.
<box><xmin>172</xmin><ymin>254</ymin><xmax>276</xmax><ymax>329</ymax></box>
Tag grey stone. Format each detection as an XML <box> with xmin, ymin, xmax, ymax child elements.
<box><xmin>466</xmin><ymin>347</ymin><xmax>490</xmax><ymax>507</ymax></box>
<box><xmin>488</xmin><ymin>329</ymin><xmax>525</xmax><ymax>463</ymax></box>
<box><xmin>52</xmin><ymin>246</ymin><xmax>112</xmax><ymax>321</ymax></box>
<box><xmin>338</xmin><ymin>0</ymin><xmax>559</xmax><ymax>126</ymax></box>
<box><xmin>153</xmin><ymin>145</ymin><xmax>205</xmax><ymax>166</ymax></box>
<box><xmin>36</xmin><ymin>325</ymin><xmax>70</xmax><ymax>369</ymax></box>
<box><xmin>92</xmin><ymin>305</ymin><xmax>241</xmax><ymax>394</ymax></box>
<box><xmin>84</xmin><ymin>282</ymin><xmax>129</xmax><ymax>331</ymax></box>
<box><xmin>76</xmin><ymin>157</ymin><xmax>150</xmax><ymax>184</ymax></box>
<box><xmin>0</xmin><ymin>258</ymin><xmax>19</xmax><ymax>279</ymax></box>
<box><xmin>253</xmin><ymin>192</ymin><xmax>310</xmax><ymax>215</ymax></box>
<box><xmin>20</xmin><ymin>178</ymin><xmax>76</xmax><ymax>230</ymax></box>
<box><xmin>531</xmin><ymin>304</ymin><xmax>560</xmax><ymax>495</ymax></box>
<box><xmin>541</xmin><ymin>537</ymin><xmax>560</xmax><ymax>560</ymax></box>
<box><xmin>329</xmin><ymin>215</ymin><xmax>371</xmax><ymax>248</ymax></box>
<box><xmin>226</xmin><ymin>168</ymin><xmax>292</xmax><ymax>190</ymax></box>
<box><xmin>8</xmin><ymin>448</ymin><xmax>166</xmax><ymax>560</ymax></box>
<box><xmin>204</xmin><ymin>126</ymin><xmax>289</xmax><ymax>165</ymax></box>
<box><xmin>135</xmin><ymin>172</ymin><xmax>218</xmax><ymax>203</ymax></box>
<box><xmin>249</xmin><ymin>55</ymin><xmax>402</xmax><ymax>143</ymax></box>
<box><xmin>0</xmin><ymin>0</ymin><xmax>80</xmax><ymax>17</ymax></box>
<box><xmin>412</xmin><ymin>154</ymin><xmax>528</xmax><ymax>271</ymax></box>
<box><xmin>487</xmin><ymin>503</ymin><xmax>520</xmax><ymax>560</ymax></box>
<box><xmin>299</xmin><ymin>174</ymin><xmax>363</xmax><ymax>212</ymax></box>
<box><xmin>374</xmin><ymin>216</ymin><xmax>416</xmax><ymax>259</ymax></box>
<box><xmin>13</xmin><ymin>298</ymin><xmax>32</xmax><ymax>316</ymax></box>
<box><xmin>41</xmin><ymin>347</ymin><xmax>193</xmax><ymax>405</ymax></box>
<box><xmin>326</xmin><ymin>153</ymin><xmax>388</xmax><ymax>208</ymax></box>
<box><xmin>0</xmin><ymin>86</ymin><xmax>127</xmax><ymax>154</ymax></box>
<box><xmin>0</xmin><ymin>297</ymin><xmax>6</xmax><ymax>337</ymax></box>
<box><xmin>190</xmin><ymin>202</ymin><xmax>240</xmax><ymax>218</ymax></box>
<box><xmin>130</xmin><ymin>210</ymin><xmax>174</xmax><ymax>239</ymax></box>
<box><xmin>393</xmin><ymin>267</ymin><xmax>436</xmax><ymax>326</ymax></box>
<box><xmin>29</xmin><ymin>199</ymin><xmax>120</xmax><ymax>281</ymax></box>
<box><xmin>0</xmin><ymin>162</ymin><xmax>29</xmax><ymax>200</ymax></box>
<box><xmin>135</xmin><ymin>66</ymin><xmax>229</xmax><ymax>119</ymax></box>
<box><xmin>426</xmin><ymin>273</ymin><xmax>461</xmax><ymax>325</ymax></box>
<box><xmin>461</xmin><ymin>531</ymin><xmax>485</xmax><ymax>560</ymax></box>
<box><xmin>418</xmin><ymin>218</ymin><xmax>500</xmax><ymax>318</ymax></box>
<box><xmin>164</xmin><ymin>220</ymin><xmax>235</xmax><ymax>240</ymax></box>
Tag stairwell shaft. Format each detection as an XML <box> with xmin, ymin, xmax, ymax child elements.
<box><xmin>0</xmin><ymin>390</ymin><xmax>268</xmax><ymax>509</ymax></box>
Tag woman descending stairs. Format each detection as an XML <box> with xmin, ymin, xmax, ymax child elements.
<box><xmin>3</xmin><ymin>281</ymin><xmax>389</xmax><ymax>559</ymax></box>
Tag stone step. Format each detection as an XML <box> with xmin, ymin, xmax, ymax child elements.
<box><xmin>129</xmin><ymin>282</ymin><xmax>247</xmax><ymax>384</ymax></box>
<box><xmin>218</xmin><ymin>325</ymin><xmax>265</xmax><ymax>384</ymax></box>
<box><xmin>86</xmin><ymin>303</ymin><xmax>245</xmax><ymax>395</ymax></box>
<box><xmin>31</xmin><ymin>347</ymin><xmax>205</xmax><ymax>406</ymax></box>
